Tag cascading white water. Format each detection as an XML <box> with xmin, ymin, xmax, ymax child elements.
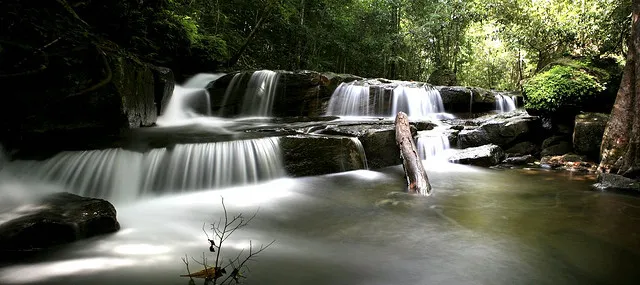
<box><xmin>495</xmin><ymin>94</ymin><xmax>516</xmax><ymax>113</ymax></box>
<box><xmin>512</xmin><ymin>95</ymin><xmax>518</xmax><ymax>108</ymax></box>
<box><xmin>156</xmin><ymin>73</ymin><xmax>225</xmax><ymax>126</ymax></box>
<box><xmin>416</xmin><ymin>127</ymin><xmax>452</xmax><ymax>163</ymax></box>
<box><xmin>391</xmin><ymin>86</ymin><xmax>446</xmax><ymax>118</ymax></box>
<box><xmin>240</xmin><ymin>70</ymin><xmax>280</xmax><ymax>117</ymax></box>
<box><xmin>1</xmin><ymin>138</ymin><xmax>284</xmax><ymax>202</ymax></box>
<box><xmin>349</xmin><ymin>137</ymin><xmax>369</xmax><ymax>169</ymax></box>
<box><xmin>325</xmin><ymin>82</ymin><xmax>371</xmax><ymax>116</ymax></box>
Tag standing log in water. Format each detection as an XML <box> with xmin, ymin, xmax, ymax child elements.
<box><xmin>395</xmin><ymin>112</ymin><xmax>432</xmax><ymax>195</ymax></box>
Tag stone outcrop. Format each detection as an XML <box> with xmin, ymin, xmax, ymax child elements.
<box><xmin>280</xmin><ymin>135</ymin><xmax>367</xmax><ymax>177</ymax></box>
<box><xmin>2</xmin><ymin>49</ymin><xmax>173</xmax><ymax>155</ymax></box>
<box><xmin>207</xmin><ymin>70</ymin><xmax>361</xmax><ymax>117</ymax></box>
<box><xmin>437</xmin><ymin>86</ymin><xmax>498</xmax><ymax>113</ymax></box>
<box><xmin>573</xmin><ymin>112</ymin><xmax>609</xmax><ymax>159</ymax></box>
<box><xmin>457</xmin><ymin>111</ymin><xmax>540</xmax><ymax>149</ymax></box>
<box><xmin>0</xmin><ymin>192</ymin><xmax>119</xmax><ymax>254</ymax></box>
<box><xmin>448</xmin><ymin>144</ymin><xmax>505</xmax><ymax>167</ymax></box>
<box><xmin>152</xmin><ymin>66</ymin><xmax>176</xmax><ymax>116</ymax></box>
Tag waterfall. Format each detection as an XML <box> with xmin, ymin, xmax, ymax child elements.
<box><xmin>183</xmin><ymin>73</ymin><xmax>225</xmax><ymax>89</ymax></box>
<box><xmin>325</xmin><ymin>82</ymin><xmax>371</xmax><ymax>116</ymax></box>
<box><xmin>391</xmin><ymin>86</ymin><xmax>445</xmax><ymax>118</ymax></box>
<box><xmin>416</xmin><ymin>128</ymin><xmax>451</xmax><ymax>163</ymax></box>
<box><xmin>349</xmin><ymin>137</ymin><xmax>369</xmax><ymax>169</ymax></box>
<box><xmin>1</xmin><ymin>138</ymin><xmax>285</xmax><ymax>202</ymax></box>
<box><xmin>495</xmin><ymin>94</ymin><xmax>516</xmax><ymax>113</ymax></box>
<box><xmin>512</xmin><ymin>95</ymin><xmax>519</xmax><ymax>108</ymax></box>
<box><xmin>156</xmin><ymin>73</ymin><xmax>225</xmax><ymax>126</ymax></box>
<box><xmin>240</xmin><ymin>70</ymin><xmax>280</xmax><ymax>117</ymax></box>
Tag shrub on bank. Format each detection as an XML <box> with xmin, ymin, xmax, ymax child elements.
<box><xmin>523</xmin><ymin>60</ymin><xmax>607</xmax><ymax>114</ymax></box>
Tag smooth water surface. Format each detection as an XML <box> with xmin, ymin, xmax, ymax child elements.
<box><xmin>1</xmin><ymin>164</ymin><xmax>640</xmax><ymax>285</ymax></box>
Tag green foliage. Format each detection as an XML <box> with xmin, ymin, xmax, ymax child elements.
<box><xmin>523</xmin><ymin>62</ymin><xmax>606</xmax><ymax>113</ymax></box>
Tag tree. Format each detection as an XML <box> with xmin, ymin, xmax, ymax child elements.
<box><xmin>599</xmin><ymin>0</ymin><xmax>640</xmax><ymax>179</ymax></box>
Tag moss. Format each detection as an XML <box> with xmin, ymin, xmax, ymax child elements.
<box><xmin>523</xmin><ymin>60</ymin><xmax>606</xmax><ymax>114</ymax></box>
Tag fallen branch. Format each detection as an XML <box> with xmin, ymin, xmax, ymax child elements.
<box><xmin>395</xmin><ymin>111</ymin><xmax>432</xmax><ymax>195</ymax></box>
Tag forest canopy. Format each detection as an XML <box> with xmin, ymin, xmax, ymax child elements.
<box><xmin>1</xmin><ymin>0</ymin><xmax>633</xmax><ymax>89</ymax></box>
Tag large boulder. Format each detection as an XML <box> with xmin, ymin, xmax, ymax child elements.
<box><xmin>573</xmin><ymin>113</ymin><xmax>609</xmax><ymax>159</ymax></box>
<box><xmin>0</xmin><ymin>192</ymin><xmax>119</xmax><ymax>253</ymax></box>
<box><xmin>448</xmin><ymin>144</ymin><xmax>505</xmax><ymax>167</ymax></box>
<box><xmin>280</xmin><ymin>135</ymin><xmax>367</xmax><ymax>177</ymax></box>
<box><xmin>436</xmin><ymin>86</ymin><xmax>496</xmax><ymax>113</ymax></box>
<box><xmin>457</xmin><ymin>111</ymin><xmax>540</xmax><ymax>149</ymax></box>
<box><xmin>360</xmin><ymin>129</ymin><xmax>401</xmax><ymax>169</ymax></box>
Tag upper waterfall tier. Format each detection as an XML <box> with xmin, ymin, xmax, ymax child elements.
<box><xmin>326</xmin><ymin>79</ymin><xmax>451</xmax><ymax>119</ymax></box>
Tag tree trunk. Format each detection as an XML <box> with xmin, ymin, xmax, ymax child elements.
<box><xmin>599</xmin><ymin>0</ymin><xmax>640</xmax><ymax>179</ymax></box>
<box><xmin>395</xmin><ymin>112</ymin><xmax>432</xmax><ymax>195</ymax></box>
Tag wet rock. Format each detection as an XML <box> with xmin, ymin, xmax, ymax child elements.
<box><xmin>505</xmin><ymin>141</ymin><xmax>540</xmax><ymax>157</ymax></box>
<box><xmin>573</xmin><ymin>113</ymin><xmax>609</xmax><ymax>159</ymax></box>
<box><xmin>457</xmin><ymin>111</ymin><xmax>539</xmax><ymax>149</ymax></box>
<box><xmin>413</xmin><ymin>121</ymin><xmax>438</xmax><ymax>131</ymax></box>
<box><xmin>593</xmin><ymin>173</ymin><xmax>640</xmax><ymax>192</ymax></box>
<box><xmin>151</xmin><ymin>66</ymin><xmax>175</xmax><ymax>116</ymax></box>
<box><xmin>502</xmin><ymin>155</ymin><xmax>536</xmax><ymax>165</ymax></box>
<box><xmin>0</xmin><ymin>192</ymin><xmax>119</xmax><ymax>253</ymax></box>
<box><xmin>448</xmin><ymin>144</ymin><xmax>505</xmax><ymax>167</ymax></box>
<box><xmin>280</xmin><ymin>135</ymin><xmax>367</xmax><ymax>177</ymax></box>
<box><xmin>436</xmin><ymin>86</ymin><xmax>496</xmax><ymax>113</ymax></box>
<box><xmin>540</xmin><ymin>154</ymin><xmax>597</xmax><ymax>172</ymax></box>
<box><xmin>360</xmin><ymin>129</ymin><xmax>401</xmax><ymax>169</ymax></box>
<box><xmin>541</xmin><ymin>141</ymin><xmax>572</xmax><ymax>156</ymax></box>
<box><xmin>542</xmin><ymin>135</ymin><xmax>570</xmax><ymax>149</ymax></box>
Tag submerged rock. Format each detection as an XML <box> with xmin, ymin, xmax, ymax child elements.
<box><xmin>0</xmin><ymin>192</ymin><xmax>119</xmax><ymax>253</ymax></box>
<box><xmin>573</xmin><ymin>113</ymin><xmax>609</xmax><ymax>159</ymax></box>
<box><xmin>448</xmin><ymin>144</ymin><xmax>505</xmax><ymax>167</ymax></box>
<box><xmin>280</xmin><ymin>135</ymin><xmax>367</xmax><ymax>177</ymax></box>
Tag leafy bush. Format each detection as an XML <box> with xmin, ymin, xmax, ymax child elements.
<box><xmin>523</xmin><ymin>62</ymin><xmax>606</xmax><ymax>113</ymax></box>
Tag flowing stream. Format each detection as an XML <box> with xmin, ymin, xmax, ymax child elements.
<box><xmin>1</xmin><ymin>163</ymin><xmax>640</xmax><ymax>285</ymax></box>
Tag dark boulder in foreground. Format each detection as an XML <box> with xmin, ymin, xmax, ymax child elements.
<box><xmin>0</xmin><ymin>192</ymin><xmax>119</xmax><ymax>253</ymax></box>
<box><xmin>448</xmin><ymin>144</ymin><xmax>505</xmax><ymax>167</ymax></box>
<box><xmin>280</xmin><ymin>135</ymin><xmax>367</xmax><ymax>177</ymax></box>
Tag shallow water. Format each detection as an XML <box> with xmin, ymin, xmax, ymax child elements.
<box><xmin>1</xmin><ymin>163</ymin><xmax>640</xmax><ymax>285</ymax></box>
